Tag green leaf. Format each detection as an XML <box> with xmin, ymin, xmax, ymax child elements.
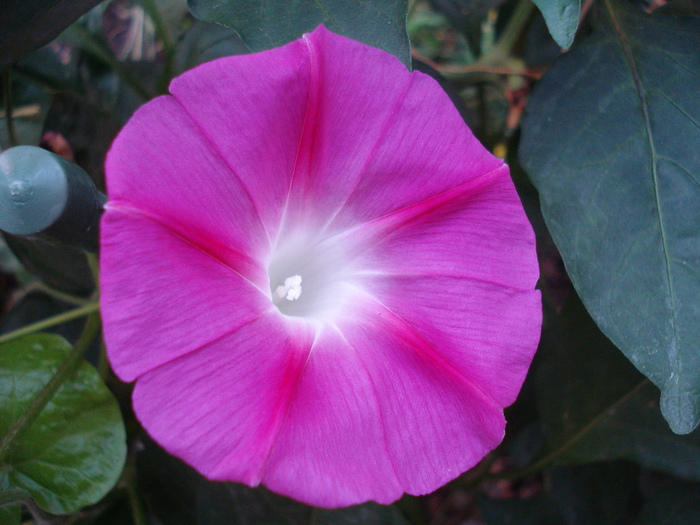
<box><xmin>174</xmin><ymin>21</ymin><xmax>249</xmax><ymax>75</ymax></box>
<box><xmin>197</xmin><ymin>481</ymin><xmax>409</xmax><ymax>524</ymax></box>
<box><xmin>636</xmin><ymin>479</ymin><xmax>700</xmax><ymax>524</ymax></box>
<box><xmin>546</xmin><ymin>462</ymin><xmax>636</xmax><ymax>525</ymax></box>
<box><xmin>520</xmin><ymin>0</ymin><xmax>700</xmax><ymax>434</ymax></box>
<box><xmin>187</xmin><ymin>0</ymin><xmax>412</xmax><ymax>69</ymax></box>
<box><xmin>0</xmin><ymin>504</ymin><xmax>20</xmax><ymax>525</ymax></box>
<box><xmin>0</xmin><ymin>0</ymin><xmax>103</xmax><ymax>71</ymax></box>
<box><xmin>530</xmin><ymin>0</ymin><xmax>581</xmax><ymax>49</ymax></box>
<box><xmin>535</xmin><ymin>297</ymin><xmax>700</xmax><ymax>480</ymax></box>
<box><xmin>0</xmin><ymin>334</ymin><xmax>126</xmax><ymax>514</ymax></box>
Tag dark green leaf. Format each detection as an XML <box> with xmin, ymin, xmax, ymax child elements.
<box><xmin>636</xmin><ymin>479</ymin><xmax>700</xmax><ymax>524</ymax></box>
<box><xmin>530</xmin><ymin>0</ymin><xmax>581</xmax><ymax>49</ymax></box>
<box><xmin>0</xmin><ymin>334</ymin><xmax>126</xmax><ymax>514</ymax></box>
<box><xmin>174</xmin><ymin>21</ymin><xmax>249</xmax><ymax>74</ymax></box>
<box><xmin>197</xmin><ymin>482</ymin><xmax>409</xmax><ymax>524</ymax></box>
<box><xmin>479</xmin><ymin>462</ymin><xmax>636</xmax><ymax>525</ymax></box>
<box><xmin>477</xmin><ymin>493</ymin><xmax>566</xmax><ymax>525</ymax></box>
<box><xmin>546</xmin><ymin>462</ymin><xmax>636</xmax><ymax>524</ymax></box>
<box><xmin>536</xmin><ymin>297</ymin><xmax>700</xmax><ymax>480</ymax></box>
<box><xmin>187</xmin><ymin>0</ymin><xmax>412</xmax><ymax>69</ymax></box>
<box><xmin>0</xmin><ymin>0</ymin><xmax>103</xmax><ymax>71</ymax></box>
<box><xmin>315</xmin><ymin>503</ymin><xmax>409</xmax><ymax>524</ymax></box>
<box><xmin>520</xmin><ymin>0</ymin><xmax>700</xmax><ymax>433</ymax></box>
<box><xmin>0</xmin><ymin>504</ymin><xmax>20</xmax><ymax>525</ymax></box>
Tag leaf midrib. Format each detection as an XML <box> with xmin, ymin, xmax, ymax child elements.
<box><xmin>604</xmin><ymin>0</ymin><xmax>680</xmax><ymax>379</ymax></box>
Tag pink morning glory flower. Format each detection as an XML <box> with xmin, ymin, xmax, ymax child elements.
<box><xmin>100</xmin><ymin>26</ymin><xmax>541</xmax><ymax>508</ymax></box>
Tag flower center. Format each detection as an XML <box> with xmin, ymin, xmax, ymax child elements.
<box><xmin>274</xmin><ymin>275</ymin><xmax>303</xmax><ymax>302</ymax></box>
<box><xmin>267</xmin><ymin>234</ymin><xmax>354</xmax><ymax>320</ymax></box>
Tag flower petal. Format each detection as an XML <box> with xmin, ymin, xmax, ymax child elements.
<box><xmin>168</xmin><ymin>38</ymin><xmax>311</xmax><ymax>239</ymax></box>
<box><xmin>351</xmin><ymin>275</ymin><xmax>541</xmax><ymax>407</ymax></box>
<box><xmin>260</xmin><ymin>324</ymin><xmax>405</xmax><ymax>507</ymax></box>
<box><xmin>100</xmin><ymin>210</ymin><xmax>272</xmax><ymax>381</ymax></box>
<box><xmin>105</xmin><ymin>96</ymin><xmax>270</xmax><ymax>274</ymax></box>
<box><xmin>280</xmin><ymin>26</ymin><xmax>416</xmax><ymax>234</ymax></box>
<box><xmin>350</xmin><ymin>170</ymin><xmax>539</xmax><ymax>290</ymax></box>
<box><xmin>132</xmin><ymin>314</ymin><xmax>315</xmax><ymax>486</ymax></box>
<box><xmin>261</xmin><ymin>290</ymin><xmax>506</xmax><ymax>507</ymax></box>
<box><xmin>288</xmin><ymin>28</ymin><xmax>504</xmax><ymax>235</ymax></box>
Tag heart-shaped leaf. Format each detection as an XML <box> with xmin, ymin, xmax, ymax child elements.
<box><xmin>536</xmin><ymin>297</ymin><xmax>700</xmax><ymax>480</ymax></box>
<box><xmin>520</xmin><ymin>0</ymin><xmax>700</xmax><ymax>434</ymax></box>
<box><xmin>187</xmin><ymin>0</ymin><xmax>412</xmax><ymax>69</ymax></box>
<box><xmin>0</xmin><ymin>334</ymin><xmax>126</xmax><ymax>514</ymax></box>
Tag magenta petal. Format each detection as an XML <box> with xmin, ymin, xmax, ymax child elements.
<box><xmin>168</xmin><ymin>38</ymin><xmax>311</xmax><ymax>238</ymax></box>
<box><xmin>261</xmin><ymin>301</ymin><xmax>505</xmax><ymax>507</ymax></box>
<box><xmin>100</xmin><ymin>210</ymin><xmax>272</xmax><ymax>381</ymax></box>
<box><xmin>260</xmin><ymin>324</ymin><xmax>405</xmax><ymax>507</ymax></box>
<box><xmin>352</xmin><ymin>275</ymin><xmax>541</xmax><ymax>407</ymax></box>
<box><xmin>352</xmin><ymin>171</ymin><xmax>539</xmax><ymax>289</ymax></box>
<box><xmin>295</xmin><ymin>37</ymin><xmax>505</xmax><ymax>233</ymax></box>
<box><xmin>279</xmin><ymin>26</ymin><xmax>416</xmax><ymax>233</ymax></box>
<box><xmin>132</xmin><ymin>314</ymin><xmax>315</xmax><ymax>485</ymax></box>
<box><xmin>106</xmin><ymin>96</ymin><xmax>270</xmax><ymax>270</ymax></box>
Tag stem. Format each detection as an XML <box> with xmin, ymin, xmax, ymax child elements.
<box><xmin>482</xmin><ymin>0</ymin><xmax>535</xmax><ymax>62</ymax></box>
<box><xmin>0</xmin><ymin>302</ymin><xmax>99</xmax><ymax>345</ymax></box>
<box><xmin>139</xmin><ymin>0</ymin><xmax>176</xmax><ymax>93</ymax></box>
<box><xmin>0</xmin><ymin>312</ymin><xmax>102</xmax><ymax>462</ymax></box>
<box><xmin>139</xmin><ymin>0</ymin><xmax>174</xmax><ymax>53</ymax></box>
<box><xmin>121</xmin><ymin>456</ymin><xmax>148</xmax><ymax>525</ymax></box>
<box><xmin>126</xmin><ymin>482</ymin><xmax>148</xmax><ymax>525</ymax></box>
<box><xmin>2</xmin><ymin>70</ymin><xmax>18</xmax><ymax>147</ymax></box>
<box><xmin>22</xmin><ymin>282</ymin><xmax>90</xmax><ymax>306</ymax></box>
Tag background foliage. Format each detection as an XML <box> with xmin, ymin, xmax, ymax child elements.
<box><xmin>0</xmin><ymin>0</ymin><xmax>698</xmax><ymax>523</ymax></box>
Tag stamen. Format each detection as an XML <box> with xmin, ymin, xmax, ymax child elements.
<box><xmin>275</xmin><ymin>275</ymin><xmax>302</xmax><ymax>301</ymax></box>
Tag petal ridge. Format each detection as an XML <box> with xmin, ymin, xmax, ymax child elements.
<box><xmin>280</xmin><ymin>31</ymin><xmax>318</xmax><ymax>232</ymax></box>
<box><xmin>346</xmin><ymin>283</ymin><xmax>502</xmax><ymax>413</ymax></box>
<box><xmin>327</xmin><ymin>323</ymin><xmax>403</xmax><ymax>488</ymax></box>
<box><xmin>347</xmin><ymin>270</ymin><xmax>537</xmax><ymax>293</ymax></box>
<box><xmin>106</xmin><ymin>202</ymin><xmax>269</xmax><ymax>295</ymax></box>
<box><xmin>255</xmin><ymin>325</ymin><xmax>318</xmax><ymax>484</ymax></box>
<box><xmin>315</xmin><ymin>166</ymin><xmax>507</xmax><ymax>263</ymax></box>
<box><xmin>168</xmin><ymin>93</ymin><xmax>274</xmax><ymax>247</ymax></box>
<box><xmin>317</xmin><ymin>73</ymin><xmax>416</xmax><ymax>236</ymax></box>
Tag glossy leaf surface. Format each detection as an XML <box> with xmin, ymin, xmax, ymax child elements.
<box><xmin>531</xmin><ymin>0</ymin><xmax>581</xmax><ymax>48</ymax></box>
<box><xmin>637</xmin><ymin>479</ymin><xmax>700</xmax><ymax>524</ymax></box>
<box><xmin>0</xmin><ymin>505</ymin><xmax>20</xmax><ymax>525</ymax></box>
<box><xmin>0</xmin><ymin>334</ymin><xmax>126</xmax><ymax>514</ymax></box>
<box><xmin>536</xmin><ymin>297</ymin><xmax>700</xmax><ymax>479</ymax></box>
<box><xmin>0</xmin><ymin>0</ymin><xmax>103</xmax><ymax>71</ymax></box>
<box><xmin>187</xmin><ymin>0</ymin><xmax>411</xmax><ymax>69</ymax></box>
<box><xmin>520</xmin><ymin>0</ymin><xmax>700</xmax><ymax>434</ymax></box>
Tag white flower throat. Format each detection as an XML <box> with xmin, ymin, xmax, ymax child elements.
<box><xmin>267</xmin><ymin>233</ymin><xmax>355</xmax><ymax>320</ymax></box>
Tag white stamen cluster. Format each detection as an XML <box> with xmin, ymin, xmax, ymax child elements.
<box><xmin>275</xmin><ymin>275</ymin><xmax>303</xmax><ymax>301</ymax></box>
